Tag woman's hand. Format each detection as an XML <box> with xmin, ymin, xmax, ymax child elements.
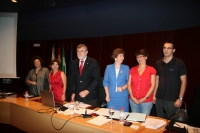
<box><xmin>62</xmin><ymin>93</ymin><xmax>66</xmax><ymax>101</ymax></box>
<box><xmin>131</xmin><ymin>96</ymin><xmax>139</xmax><ymax>104</ymax></box>
<box><xmin>138</xmin><ymin>97</ymin><xmax>146</xmax><ymax>104</ymax></box>
<box><xmin>105</xmin><ymin>95</ymin><xmax>110</xmax><ymax>102</ymax></box>
<box><xmin>117</xmin><ymin>87</ymin><xmax>123</xmax><ymax>92</ymax></box>
<box><xmin>31</xmin><ymin>81</ymin><xmax>37</xmax><ymax>85</ymax></box>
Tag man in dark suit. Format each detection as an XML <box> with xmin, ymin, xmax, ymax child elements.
<box><xmin>70</xmin><ymin>44</ymin><xmax>100</xmax><ymax>107</ymax></box>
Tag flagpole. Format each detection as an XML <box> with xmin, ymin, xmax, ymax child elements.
<box><xmin>68</xmin><ymin>43</ymin><xmax>73</xmax><ymax>77</ymax></box>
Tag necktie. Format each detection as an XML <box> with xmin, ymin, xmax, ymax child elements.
<box><xmin>79</xmin><ymin>60</ymin><xmax>84</xmax><ymax>75</ymax></box>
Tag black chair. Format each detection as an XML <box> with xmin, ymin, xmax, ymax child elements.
<box><xmin>189</xmin><ymin>84</ymin><xmax>200</xmax><ymax>127</ymax></box>
<box><xmin>65</xmin><ymin>77</ymin><xmax>72</xmax><ymax>102</ymax></box>
<box><xmin>98</xmin><ymin>77</ymin><xmax>106</xmax><ymax>107</ymax></box>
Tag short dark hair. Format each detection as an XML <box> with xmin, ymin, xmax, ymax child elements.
<box><xmin>135</xmin><ymin>49</ymin><xmax>149</xmax><ymax>57</ymax></box>
<box><xmin>49</xmin><ymin>59</ymin><xmax>61</xmax><ymax>70</ymax></box>
<box><xmin>31</xmin><ymin>56</ymin><xmax>44</xmax><ymax>68</ymax></box>
<box><xmin>164</xmin><ymin>41</ymin><xmax>175</xmax><ymax>49</ymax></box>
<box><xmin>111</xmin><ymin>48</ymin><xmax>125</xmax><ymax>60</ymax></box>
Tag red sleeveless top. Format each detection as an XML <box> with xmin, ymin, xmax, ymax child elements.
<box><xmin>49</xmin><ymin>70</ymin><xmax>63</xmax><ymax>102</ymax></box>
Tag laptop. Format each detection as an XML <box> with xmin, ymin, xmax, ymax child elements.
<box><xmin>40</xmin><ymin>90</ymin><xmax>63</xmax><ymax>107</ymax></box>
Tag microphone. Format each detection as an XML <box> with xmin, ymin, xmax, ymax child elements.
<box><xmin>82</xmin><ymin>109</ymin><xmax>92</xmax><ymax>118</ymax></box>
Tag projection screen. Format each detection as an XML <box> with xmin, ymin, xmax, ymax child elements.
<box><xmin>0</xmin><ymin>12</ymin><xmax>18</xmax><ymax>78</ymax></box>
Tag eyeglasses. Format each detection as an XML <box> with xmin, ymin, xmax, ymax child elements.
<box><xmin>163</xmin><ymin>47</ymin><xmax>173</xmax><ymax>50</ymax></box>
<box><xmin>136</xmin><ymin>55</ymin><xmax>145</xmax><ymax>59</ymax></box>
<box><xmin>77</xmin><ymin>50</ymin><xmax>86</xmax><ymax>53</ymax></box>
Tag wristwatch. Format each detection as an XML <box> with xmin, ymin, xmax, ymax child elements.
<box><xmin>179</xmin><ymin>97</ymin><xmax>183</xmax><ymax>101</ymax></box>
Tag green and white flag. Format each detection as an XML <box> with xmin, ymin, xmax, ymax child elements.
<box><xmin>61</xmin><ymin>47</ymin><xmax>66</xmax><ymax>73</ymax></box>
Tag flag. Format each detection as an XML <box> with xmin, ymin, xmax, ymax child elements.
<box><xmin>61</xmin><ymin>47</ymin><xmax>66</xmax><ymax>73</ymax></box>
<box><xmin>68</xmin><ymin>46</ymin><xmax>73</xmax><ymax>77</ymax></box>
<box><xmin>51</xmin><ymin>46</ymin><xmax>55</xmax><ymax>60</ymax></box>
<box><xmin>58</xmin><ymin>47</ymin><xmax>61</xmax><ymax>62</ymax></box>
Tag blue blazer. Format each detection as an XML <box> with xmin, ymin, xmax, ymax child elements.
<box><xmin>103</xmin><ymin>64</ymin><xmax>130</xmax><ymax>97</ymax></box>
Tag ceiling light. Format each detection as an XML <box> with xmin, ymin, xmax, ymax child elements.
<box><xmin>12</xmin><ymin>0</ymin><xmax>17</xmax><ymax>3</ymax></box>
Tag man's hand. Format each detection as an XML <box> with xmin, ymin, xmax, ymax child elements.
<box><xmin>79</xmin><ymin>90</ymin><xmax>89</xmax><ymax>98</ymax></box>
<box><xmin>174</xmin><ymin>99</ymin><xmax>182</xmax><ymax>108</ymax></box>
<box><xmin>153</xmin><ymin>96</ymin><xmax>156</xmax><ymax>104</ymax></box>
<box><xmin>71</xmin><ymin>93</ymin><xmax>75</xmax><ymax>101</ymax></box>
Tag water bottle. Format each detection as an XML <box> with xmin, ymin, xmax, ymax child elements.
<box><xmin>119</xmin><ymin>107</ymin><xmax>125</xmax><ymax>124</ymax></box>
<box><xmin>24</xmin><ymin>91</ymin><xmax>29</xmax><ymax>102</ymax></box>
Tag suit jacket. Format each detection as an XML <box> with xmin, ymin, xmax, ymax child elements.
<box><xmin>71</xmin><ymin>57</ymin><xmax>100</xmax><ymax>102</ymax></box>
<box><xmin>103</xmin><ymin>64</ymin><xmax>130</xmax><ymax>97</ymax></box>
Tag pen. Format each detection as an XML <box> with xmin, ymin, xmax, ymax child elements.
<box><xmin>125</xmin><ymin>114</ymin><xmax>130</xmax><ymax>120</ymax></box>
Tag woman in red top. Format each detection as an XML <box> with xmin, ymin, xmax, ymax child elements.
<box><xmin>128</xmin><ymin>49</ymin><xmax>156</xmax><ymax>115</ymax></box>
<box><xmin>49</xmin><ymin>59</ymin><xmax>67</xmax><ymax>102</ymax></box>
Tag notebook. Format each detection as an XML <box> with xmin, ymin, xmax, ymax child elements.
<box><xmin>126</xmin><ymin>112</ymin><xmax>146</xmax><ymax>122</ymax></box>
<box><xmin>40</xmin><ymin>90</ymin><xmax>63</xmax><ymax>107</ymax></box>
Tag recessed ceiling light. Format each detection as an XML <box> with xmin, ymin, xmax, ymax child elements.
<box><xmin>12</xmin><ymin>0</ymin><xmax>17</xmax><ymax>3</ymax></box>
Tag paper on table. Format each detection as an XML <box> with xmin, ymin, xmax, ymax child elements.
<box><xmin>87</xmin><ymin>116</ymin><xmax>111</xmax><ymax>126</ymax></box>
<box><xmin>63</xmin><ymin>102</ymin><xmax>91</xmax><ymax>109</ymax></box>
<box><xmin>95</xmin><ymin>108</ymin><xmax>110</xmax><ymax>116</ymax></box>
<box><xmin>79</xmin><ymin>102</ymin><xmax>91</xmax><ymax>108</ymax></box>
<box><xmin>141</xmin><ymin>118</ymin><xmax>166</xmax><ymax>129</ymax></box>
<box><xmin>187</xmin><ymin>125</ymin><xmax>200</xmax><ymax>133</ymax></box>
<box><xmin>57</xmin><ymin>108</ymin><xmax>94</xmax><ymax>115</ymax></box>
<box><xmin>76</xmin><ymin>108</ymin><xmax>94</xmax><ymax>115</ymax></box>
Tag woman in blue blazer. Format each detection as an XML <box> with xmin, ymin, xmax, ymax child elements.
<box><xmin>103</xmin><ymin>48</ymin><xmax>130</xmax><ymax>112</ymax></box>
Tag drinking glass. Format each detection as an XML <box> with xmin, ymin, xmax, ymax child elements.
<box><xmin>108</xmin><ymin>107</ymin><xmax>115</xmax><ymax>124</ymax></box>
<box><xmin>75</xmin><ymin>101</ymin><xmax>80</xmax><ymax>109</ymax></box>
<box><xmin>69</xmin><ymin>103</ymin><xmax>74</xmax><ymax>114</ymax></box>
<box><xmin>74</xmin><ymin>101</ymin><xmax>80</xmax><ymax>115</ymax></box>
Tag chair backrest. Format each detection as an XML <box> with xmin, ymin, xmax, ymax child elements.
<box><xmin>98</xmin><ymin>77</ymin><xmax>106</xmax><ymax>106</ymax></box>
<box><xmin>190</xmin><ymin>84</ymin><xmax>200</xmax><ymax>128</ymax></box>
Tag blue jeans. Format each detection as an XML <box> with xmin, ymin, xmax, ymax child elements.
<box><xmin>129</xmin><ymin>99</ymin><xmax>153</xmax><ymax>115</ymax></box>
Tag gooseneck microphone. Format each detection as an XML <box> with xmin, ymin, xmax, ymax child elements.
<box><xmin>82</xmin><ymin>109</ymin><xmax>92</xmax><ymax>118</ymax></box>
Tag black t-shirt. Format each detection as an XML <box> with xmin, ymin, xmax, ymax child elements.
<box><xmin>155</xmin><ymin>57</ymin><xmax>187</xmax><ymax>101</ymax></box>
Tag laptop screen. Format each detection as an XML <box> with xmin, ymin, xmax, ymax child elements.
<box><xmin>40</xmin><ymin>90</ymin><xmax>56</xmax><ymax>107</ymax></box>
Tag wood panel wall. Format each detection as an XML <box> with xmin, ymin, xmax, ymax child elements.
<box><xmin>16</xmin><ymin>26</ymin><xmax>200</xmax><ymax>108</ymax></box>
